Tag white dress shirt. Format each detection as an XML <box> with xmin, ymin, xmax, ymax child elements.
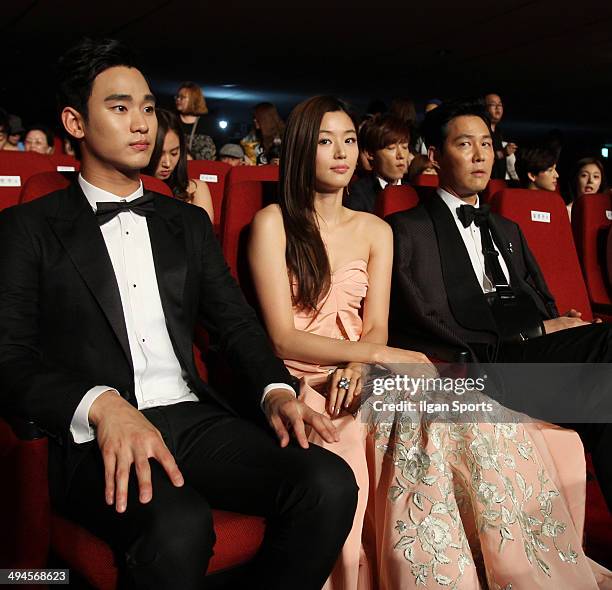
<box><xmin>377</xmin><ymin>176</ymin><xmax>401</xmax><ymax>191</ymax></box>
<box><xmin>438</xmin><ymin>188</ymin><xmax>510</xmax><ymax>293</ymax></box>
<box><xmin>70</xmin><ymin>175</ymin><xmax>293</xmax><ymax>443</ymax></box>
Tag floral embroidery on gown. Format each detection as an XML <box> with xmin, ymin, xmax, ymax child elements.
<box><xmin>283</xmin><ymin>259</ymin><xmax>611</xmax><ymax>590</ymax></box>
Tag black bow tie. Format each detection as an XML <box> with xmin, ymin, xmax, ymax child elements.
<box><xmin>95</xmin><ymin>194</ymin><xmax>155</xmax><ymax>225</ymax></box>
<box><xmin>457</xmin><ymin>203</ymin><xmax>491</xmax><ymax>228</ymax></box>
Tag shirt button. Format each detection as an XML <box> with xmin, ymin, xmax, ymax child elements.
<box><xmin>126</xmin><ymin>231</ymin><xmax>129</xmax><ymax>235</ymax></box>
<box><xmin>133</xmin><ymin>284</ymin><xmax>136</xmax><ymax>288</ymax></box>
<box><xmin>142</xmin><ymin>338</ymin><xmax>145</xmax><ymax>343</ymax></box>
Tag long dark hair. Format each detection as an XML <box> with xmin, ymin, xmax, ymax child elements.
<box><xmin>280</xmin><ymin>96</ymin><xmax>355</xmax><ymax>311</ymax></box>
<box><xmin>143</xmin><ymin>108</ymin><xmax>192</xmax><ymax>201</ymax></box>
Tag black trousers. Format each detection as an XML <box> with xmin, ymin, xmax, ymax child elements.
<box><xmin>493</xmin><ymin>322</ymin><xmax>612</xmax><ymax>512</ymax></box>
<box><xmin>61</xmin><ymin>401</ymin><xmax>358</xmax><ymax>590</ymax></box>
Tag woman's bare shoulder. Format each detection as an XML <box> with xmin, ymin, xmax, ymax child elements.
<box><xmin>252</xmin><ymin>203</ymin><xmax>284</xmax><ymax>231</ymax></box>
<box><xmin>346</xmin><ymin>208</ymin><xmax>392</xmax><ymax>237</ymax></box>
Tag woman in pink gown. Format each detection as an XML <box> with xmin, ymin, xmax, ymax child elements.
<box><xmin>248</xmin><ymin>96</ymin><xmax>611</xmax><ymax>589</ymax></box>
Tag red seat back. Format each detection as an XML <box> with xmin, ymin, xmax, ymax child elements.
<box><xmin>375</xmin><ymin>185</ymin><xmax>419</xmax><ymax>218</ymax></box>
<box><xmin>49</xmin><ymin>154</ymin><xmax>80</xmax><ymax>172</ymax></box>
<box><xmin>187</xmin><ymin>160</ymin><xmax>231</xmax><ymax>234</ymax></box>
<box><xmin>20</xmin><ymin>172</ymin><xmax>172</xmax><ymax>203</ymax></box>
<box><xmin>220</xmin><ymin>165</ymin><xmax>279</xmax><ymax>269</ymax></box>
<box><xmin>221</xmin><ymin>182</ymin><xmax>265</xmax><ymax>283</ymax></box>
<box><xmin>20</xmin><ymin>171</ymin><xmax>72</xmax><ymax>203</ymax></box>
<box><xmin>411</xmin><ymin>173</ymin><xmax>439</xmax><ymax>187</ymax></box>
<box><xmin>226</xmin><ymin>164</ymin><xmax>279</xmax><ymax>186</ymax></box>
<box><xmin>491</xmin><ymin>188</ymin><xmax>592</xmax><ymax>319</ymax></box>
<box><xmin>141</xmin><ymin>175</ymin><xmax>173</xmax><ymax>197</ymax></box>
<box><xmin>0</xmin><ymin>152</ymin><xmax>55</xmax><ymax>210</ymax></box>
<box><xmin>571</xmin><ymin>193</ymin><xmax>612</xmax><ymax>308</ymax></box>
<box><xmin>481</xmin><ymin>178</ymin><xmax>507</xmax><ymax>204</ymax></box>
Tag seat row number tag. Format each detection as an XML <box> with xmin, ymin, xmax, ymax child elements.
<box><xmin>0</xmin><ymin>176</ymin><xmax>21</xmax><ymax>187</ymax></box>
<box><xmin>531</xmin><ymin>210</ymin><xmax>550</xmax><ymax>223</ymax></box>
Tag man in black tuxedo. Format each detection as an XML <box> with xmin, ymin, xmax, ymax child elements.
<box><xmin>387</xmin><ymin>98</ymin><xmax>612</xmax><ymax>510</ymax></box>
<box><xmin>0</xmin><ymin>39</ymin><xmax>357</xmax><ymax>589</ymax></box>
<box><xmin>345</xmin><ymin>114</ymin><xmax>411</xmax><ymax>213</ymax></box>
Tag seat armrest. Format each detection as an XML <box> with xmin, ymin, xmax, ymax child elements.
<box><xmin>4</xmin><ymin>415</ymin><xmax>46</xmax><ymax>440</ymax></box>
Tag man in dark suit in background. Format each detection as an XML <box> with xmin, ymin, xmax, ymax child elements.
<box><xmin>345</xmin><ymin>114</ymin><xmax>411</xmax><ymax>213</ymax></box>
<box><xmin>387</xmin><ymin>98</ymin><xmax>612</xmax><ymax>510</ymax></box>
<box><xmin>0</xmin><ymin>38</ymin><xmax>357</xmax><ymax>589</ymax></box>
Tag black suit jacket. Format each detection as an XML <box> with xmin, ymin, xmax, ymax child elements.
<box><xmin>0</xmin><ymin>181</ymin><xmax>293</xmax><ymax>504</ymax></box>
<box><xmin>387</xmin><ymin>193</ymin><xmax>558</xmax><ymax>360</ymax></box>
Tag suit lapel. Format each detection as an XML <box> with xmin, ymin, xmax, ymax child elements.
<box><xmin>424</xmin><ymin>195</ymin><xmax>497</xmax><ymax>333</ymax></box>
<box><xmin>48</xmin><ymin>183</ymin><xmax>133</xmax><ymax>370</ymax></box>
<box><xmin>146</xmin><ymin>195</ymin><xmax>192</xmax><ymax>373</ymax></box>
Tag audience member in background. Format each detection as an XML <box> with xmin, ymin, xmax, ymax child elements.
<box><xmin>266</xmin><ymin>143</ymin><xmax>281</xmax><ymax>166</ymax></box>
<box><xmin>5</xmin><ymin>114</ymin><xmax>25</xmax><ymax>150</ymax></box>
<box><xmin>565</xmin><ymin>156</ymin><xmax>608</xmax><ymax>216</ymax></box>
<box><xmin>174</xmin><ymin>81</ymin><xmax>216</xmax><ymax>160</ymax></box>
<box><xmin>143</xmin><ymin>109</ymin><xmax>214</xmax><ymax>221</ymax></box>
<box><xmin>345</xmin><ymin>114</ymin><xmax>410</xmax><ymax>213</ymax></box>
<box><xmin>407</xmin><ymin>153</ymin><xmax>438</xmax><ymax>182</ymax></box>
<box><xmin>249</xmin><ymin>95</ymin><xmax>435</xmax><ymax>590</ymax></box>
<box><xmin>241</xmin><ymin>102</ymin><xmax>284</xmax><ymax>166</ymax></box>
<box><xmin>484</xmin><ymin>93</ymin><xmax>517</xmax><ymax>180</ymax></box>
<box><xmin>218</xmin><ymin>143</ymin><xmax>245</xmax><ymax>167</ymax></box>
<box><xmin>515</xmin><ymin>145</ymin><xmax>559</xmax><ymax>191</ymax></box>
<box><xmin>424</xmin><ymin>97</ymin><xmax>441</xmax><ymax>113</ymax></box>
<box><xmin>24</xmin><ymin>125</ymin><xmax>55</xmax><ymax>154</ymax></box>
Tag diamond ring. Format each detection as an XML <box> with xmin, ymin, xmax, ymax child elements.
<box><xmin>338</xmin><ymin>377</ymin><xmax>351</xmax><ymax>390</ymax></box>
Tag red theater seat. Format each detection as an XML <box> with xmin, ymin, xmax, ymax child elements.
<box><xmin>571</xmin><ymin>193</ymin><xmax>612</xmax><ymax>316</ymax></box>
<box><xmin>221</xmin><ymin>181</ymin><xmax>266</xmax><ymax>282</ymax></box>
<box><xmin>187</xmin><ymin>160</ymin><xmax>231</xmax><ymax>234</ymax></box>
<box><xmin>49</xmin><ymin>153</ymin><xmax>80</xmax><ymax>172</ymax></box>
<box><xmin>481</xmin><ymin>178</ymin><xmax>507</xmax><ymax>204</ymax></box>
<box><xmin>0</xmin><ymin>335</ymin><xmax>265</xmax><ymax>586</ymax></box>
<box><xmin>141</xmin><ymin>174</ymin><xmax>173</xmax><ymax>197</ymax></box>
<box><xmin>221</xmin><ymin>165</ymin><xmax>279</xmax><ymax>273</ymax></box>
<box><xmin>226</xmin><ymin>164</ymin><xmax>279</xmax><ymax>186</ymax></box>
<box><xmin>410</xmin><ymin>173</ymin><xmax>439</xmax><ymax>188</ymax></box>
<box><xmin>20</xmin><ymin>172</ymin><xmax>172</xmax><ymax>203</ymax></box>
<box><xmin>20</xmin><ymin>171</ymin><xmax>72</xmax><ymax>203</ymax></box>
<box><xmin>375</xmin><ymin>185</ymin><xmax>419</xmax><ymax>218</ymax></box>
<box><xmin>0</xmin><ymin>152</ymin><xmax>55</xmax><ymax>210</ymax></box>
<box><xmin>491</xmin><ymin>188</ymin><xmax>593</xmax><ymax>320</ymax></box>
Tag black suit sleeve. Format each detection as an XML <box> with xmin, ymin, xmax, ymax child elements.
<box><xmin>516</xmin><ymin>225</ymin><xmax>559</xmax><ymax>318</ymax></box>
<box><xmin>388</xmin><ymin>214</ymin><xmax>468</xmax><ymax>353</ymax></box>
<box><xmin>0</xmin><ymin>207</ymin><xmax>99</xmax><ymax>438</ymax></box>
<box><xmin>193</xmin><ymin>210</ymin><xmax>294</xmax><ymax>405</ymax></box>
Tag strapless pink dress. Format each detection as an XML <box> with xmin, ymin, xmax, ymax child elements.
<box><xmin>284</xmin><ymin>260</ymin><xmax>611</xmax><ymax>590</ymax></box>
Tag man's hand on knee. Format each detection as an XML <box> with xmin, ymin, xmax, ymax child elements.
<box><xmin>89</xmin><ymin>391</ymin><xmax>184</xmax><ymax>513</ymax></box>
<box><xmin>264</xmin><ymin>389</ymin><xmax>339</xmax><ymax>450</ymax></box>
